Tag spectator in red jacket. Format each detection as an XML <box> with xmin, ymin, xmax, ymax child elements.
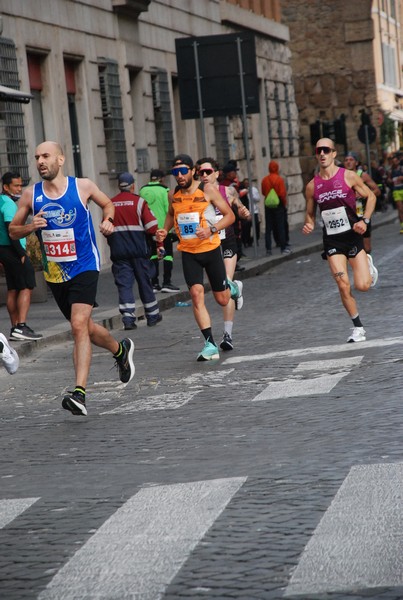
<box><xmin>261</xmin><ymin>160</ymin><xmax>291</xmax><ymax>256</ymax></box>
<box><xmin>108</xmin><ymin>172</ymin><xmax>162</xmax><ymax>330</ymax></box>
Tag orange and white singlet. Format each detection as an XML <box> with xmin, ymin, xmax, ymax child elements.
<box><xmin>172</xmin><ymin>185</ymin><xmax>220</xmax><ymax>254</ymax></box>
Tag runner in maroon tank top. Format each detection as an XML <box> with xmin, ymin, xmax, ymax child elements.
<box><xmin>302</xmin><ymin>138</ymin><xmax>377</xmax><ymax>343</ymax></box>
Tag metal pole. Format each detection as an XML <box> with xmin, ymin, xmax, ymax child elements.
<box><xmin>193</xmin><ymin>41</ymin><xmax>207</xmax><ymax>157</ymax></box>
<box><xmin>236</xmin><ymin>36</ymin><xmax>258</xmax><ymax>258</ymax></box>
<box><xmin>364</xmin><ymin>124</ymin><xmax>372</xmax><ymax>177</ymax></box>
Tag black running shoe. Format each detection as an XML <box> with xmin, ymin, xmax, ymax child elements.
<box><xmin>220</xmin><ymin>331</ymin><xmax>233</xmax><ymax>351</ymax></box>
<box><xmin>115</xmin><ymin>338</ymin><xmax>135</xmax><ymax>383</ymax></box>
<box><xmin>62</xmin><ymin>390</ymin><xmax>87</xmax><ymax>416</ymax></box>
<box><xmin>10</xmin><ymin>324</ymin><xmax>43</xmax><ymax>341</ymax></box>
<box><xmin>161</xmin><ymin>282</ymin><xmax>180</xmax><ymax>293</ymax></box>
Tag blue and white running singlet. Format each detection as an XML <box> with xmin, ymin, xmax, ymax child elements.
<box><xmin>32</xmin><ymin>177</ymin><xmax>100</xmax><ymax>283</ymax></box>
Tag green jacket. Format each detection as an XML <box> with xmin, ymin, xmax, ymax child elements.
<box><xmin>139</xmin><ymin>182</ymin><xmax>169</xmax><ymax>228</ymax></box>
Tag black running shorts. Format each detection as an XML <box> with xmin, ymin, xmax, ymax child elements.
<box><xmin>47</xmin><ymin>270</ymin><xmax>99</xmax><ymax>321</ymax></box>
<box><xmin>0</xmin><ymin>246</ymin><xmax>36</xmax><ymax>290</ymax></box>
<box><xmin>321</xmin><ymin>229</ymin><xmax>365</xmax><ymax>260</ymax></box>
<box><xmin>221</xmin><ymin>236</ymin><xmax>238</xmax><ymax>260</ymax></box>
<box><xmin>182</xmin><ymin>246</ymin><xmax>227</xmax><ymax>291</ymax></box>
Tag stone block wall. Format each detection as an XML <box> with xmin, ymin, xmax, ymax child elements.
<box><xmin>281</xmin><ymin>0</ymin><xmax>378</xmax><ymax>185</ymax></box>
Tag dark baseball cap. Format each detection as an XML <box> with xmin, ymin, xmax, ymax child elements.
<box><xmin>345</xmin><ymin>151</ymin><xmax>359</xmax><ymax>162</ymax></box>
<box><xmin>118</xmin><ymin>172</ymin><xmax>135</xmax><ymax>188</ymax></box>
<box><xmin>150</xmin><ymin>168</ymin><xmax>165</xmax><ymax>180</ymax></box>
<box><xmin>172</xmin><ymin>154</ymin><xmax>194</xmax><ymax>168</ymax></box>
<box><xmin>223</xmin><ymin>163</ymin><xmax>239</xmax><ymax>173</ymax></box>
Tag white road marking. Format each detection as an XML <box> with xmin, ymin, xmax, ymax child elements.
<box><xmin>182</xmin><ymin>369</ymin><xmax>235</xmax><ymax>385</ymax></box>
<box><xmin>285</xmin><ymin>463</ymin><xmax>403</xmax><ymax>596</ymax></box>
<box><xmin>101</xmin><ymin>390</ymin><xmax>201</xmax><ymax>414</ymax></box>
<box><xmin>223</xmin><ymin>337</ymin><xmax>403</xmax><ymax>365</ymax></box>
<box><xmin>294</xmin><ymin>356</ymin><xmax>363</xmax><ymax>371</ymax></box>
<box><xmin>252</xmin><ymin>372</ymin><xmax>349</xmax><ymax>401</ymax></box>
<box><xmin>38</xmin><ymin>477</ymin><xmax>247</xmax><ymax>600</ymax></box>
<box><xmin>100</xmin><ymin>370</ymin><xmax>234</xmax><ymax>413</ymax></box>
<box><xmin>0</xmin><ymin>498</ymin><xmax>39</xmax><ymax>528</ymax></box>
<box><xmin>376</xmin><ymin>243</ymin><xmax>403</xmax><ymax>265</ymax></box>
<box><xmin>252</xmin><ymin>356</ymin><xmax>363</xmax><ymax>401</ymax></box>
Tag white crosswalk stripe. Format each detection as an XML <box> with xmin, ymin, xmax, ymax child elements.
<box><xmin>223</xmin><ymin>336</ymin><xmax>403</xmax><ymax>365</ymax></box>
<box><xmin>38</xmin><ymin>477</ymin><xmax>246</xmax><ymax>600</ymax></box>
<box><xmin>252</xmin><ymin>356</ymin><xmax>363</xmax><ymax>401</ymax></box>
<box><xmin>0</xmin><ymin>497</ymin><xmax>39</xmax><ymax>529</ymax></box>
<box><xmin>285</xmin><ymin>463</ymin><xmax>403</xmax><ymax>596</ymax></box>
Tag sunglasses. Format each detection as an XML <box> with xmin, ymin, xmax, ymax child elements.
<box><xmin>315</xmin><ymin>146</ymin><xmax>334</xmax><ymax>155</ymax></box>
<box><xmin>171</xmin><ymin>166</ymin><xmax>190</xmax><ymax>176</ymax></box>
<box><xmin>198</xmin><ymin>168</ymin><xmax>214</xmax><ymax>176</ymax></box>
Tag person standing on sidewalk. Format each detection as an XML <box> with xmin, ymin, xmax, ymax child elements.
<box><xmin>261</xmin><ymin>160</ymin><xmax>290</xmax><ymax>256</ymax></box>
<box><xmin>156</xmin><ymin>153</ymin><xmax>244</xmax><ymax>362</ymax></box>
<box><xmin>109</xmin><ymin>172</ymin><xmax>162</xmax><ymax>330</ymax></box>
<box><xmin>139</xmin><ymin>169</ymin><xmax>180</xmax><ymax>293</ymax></box>
<box><xmin>388</xmin><ymin>154</ymin><xmax>403</xmax><ymax>234</ymax></box>
<box><xmin>196</xmin><ymin>157</ymin><xmax>250</xmax><ymax>352</ymax></box>
<box><xmin>0</xmin><ymin>172</ymin><xmax>42</xmax><ymax>341</ymax></box>
<box><xmin>303</xmin><ymin>138</ymin><xmax>376</xmax><ymax>343</ymax></box>
<box><xmin>9</xmin><ymin>141</ymin><xmax>135</xmax><ymax>416</ymax></box>
<box><xmin>239</xmin><ymin>177</ymin><xmax>260</xmax><ymax>247</ymax></box>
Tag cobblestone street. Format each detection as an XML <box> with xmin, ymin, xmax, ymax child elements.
<box><xmin>1</xmin><ymin>219</ymin><xmax>403</xmax><ymax>599</ymax></box>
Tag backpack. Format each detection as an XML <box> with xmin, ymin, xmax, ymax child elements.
<box><xmin>264</xmin><ymin>187</ymin><xmax>280</xmax><ymax>208</ymax></box>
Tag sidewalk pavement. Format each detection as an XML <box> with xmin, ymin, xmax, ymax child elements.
<box><xmin>2</xmin><ymin>210</ymin><xmax>397</xmax><ymax>359</ymax></box>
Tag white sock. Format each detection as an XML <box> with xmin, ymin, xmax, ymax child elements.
<box><xmin>224</xmin><ymin>321</ymin><xmax>233</xmax><ymax>336</ymax></box>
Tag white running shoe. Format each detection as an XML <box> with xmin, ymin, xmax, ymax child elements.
<box><xmin>367</xmin><ymin>254</ymin><xmax>378</xmax><ymax>287</ymax></box>
<box><xmin>233</xmin><ymin>280</ymin><xmax>244</xmax><ymax>310</ymax></box>
<box><xmin>0</xmin><ymin>333</ymin><xmax>19</xmax><ymax>374</ymax></box>
<box><xmin>347</xmin><ymin>327</ymin><xmax>366</xmax><ymax>343</ymax></box>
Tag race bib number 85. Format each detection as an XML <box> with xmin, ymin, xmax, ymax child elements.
<box><xmin>177</xmin><ymin>212</ymin><xmax>200</xmax><ymax>239</ymax></box>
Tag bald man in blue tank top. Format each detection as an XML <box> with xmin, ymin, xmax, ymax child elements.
<box><xmin>9</xmin><ymin>141</ymin><xmax>135</xmax><ymax>416</ymax></box>
<box><xmin>303</xmin><ymin>138</ymin><xmax>377</xmax><ymax>343</ymax></box>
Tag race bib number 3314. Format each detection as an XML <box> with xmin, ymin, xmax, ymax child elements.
<box><xmin>42</xmin><ymin>228</ymin><xmax>77</xmax><ymax>262</ymax></box>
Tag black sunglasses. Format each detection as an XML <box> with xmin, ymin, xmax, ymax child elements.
<box><xmin>198</xmin><ymin>168</ymin><xmax>214</xmax><ymax>176</ymax></box>
<box><xmin>171</xmin><ymin>166</ymin><xmax>190</xmax><ymax>176</ymax></box>
<box><xmin>315</xmin><ymin>146</ymin><xmax>334</xmax><ymax>155</ymax></box>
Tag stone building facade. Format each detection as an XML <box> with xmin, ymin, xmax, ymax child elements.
<box><xmin>0</xmin><ymin>0</ymin><xmax>305</xmax><ymax>264</ymax></box>
<box><xmin>281</xmin><ymin>0</ymin><xmax>403</xmax><ymax>185</ymax></box>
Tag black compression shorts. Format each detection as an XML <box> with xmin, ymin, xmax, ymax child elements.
<box><xmin>181</xmin><ymin>246</ymin><xmax>227</xmax><ymax>291</ymax></box>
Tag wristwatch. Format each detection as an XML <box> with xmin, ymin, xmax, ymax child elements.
<box><xmin>210</xmin><ymin>225</ymin><xmax>218</xmax><ymax>234</ymax></box>
<box><xmin>363</xmin><ymin>217</ymin><xmax>371</xmax><ymax>225</ymax></box>
<box><xmin>105</xmin><ymin>217</ymin><xmax>114</xmax><ymax>224</ymax></box>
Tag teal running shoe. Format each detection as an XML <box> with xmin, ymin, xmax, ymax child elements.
<box><xmin>196</xmin><ymin>340</ymin><xmax>220</xmax><ymax>361</ymax></box>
